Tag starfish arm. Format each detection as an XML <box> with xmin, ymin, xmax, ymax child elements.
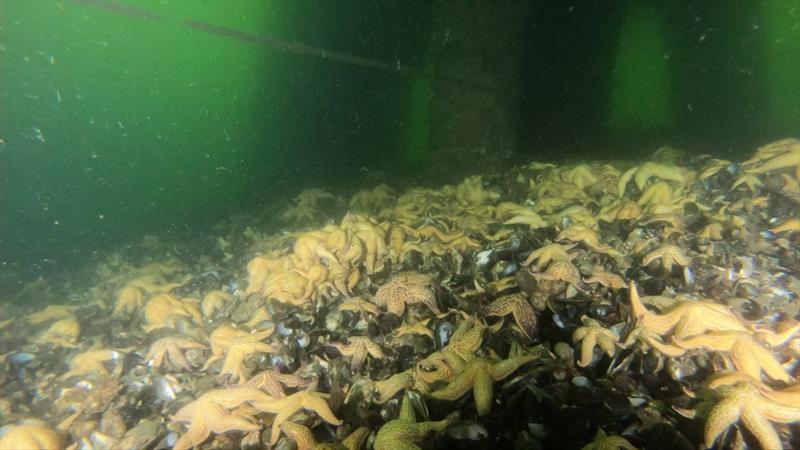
<box><xmin>302</xmin><ymin>393</ymin><xmax>343</xmax><ymax>425</ymax></box>
<box><xmin>704</xmin><ymin>396</ymin><xmax>744</xmax><ymax>448</ymax></box>
<box><xmin>578</xmin><ymin>333</ymin><xmax>598</xmax><ymax>367</ymax></box>
<box><xmin>733</xmin><ymin>338</ymin><xmax>792</xmax><ymax>383</ymax></box>
<box><xmin>430</xmin><ymin>368</ymin><xmax>477</xmax><ymax>401</ymax></box>
<box><xmin>741</xmin><ymin>406</ymin><xmax>783</xmax><ymax>450</ymax></box>
<box><xmin>281</xmin><ymin>422</ymin><xmax>317</xmax><ymax>450</ymax></box>
<box><xmin>472</xmin><ymin>367</ymin><xmax>494</xmax><ymax>416</ymax></box>
<box><xmin>342</xmin><ymin>426</ymin><xmax>371</xmax><ymax>450</ymax></box>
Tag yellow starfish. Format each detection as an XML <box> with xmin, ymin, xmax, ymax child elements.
<box><xmin>374</xmin><ymin>393</ymin><xmax>458</xmax><ymax>450</ymax></box>
<box><xmin>521</xmin><ymin>243</ymin><xmax>577</xmax><ymax>270</ymax></box>
<box><xmin>618</xmin><ymin>162</ymin><xmax>688</xmax><ymax>197</ymax></box>
<box><xmin>338</xmin><ymin>296</ymin><xmax>382</xmax><ymax>316</ymax></box>
<box><xmin>374</xmin><ymin>272</ymin><xmax>440</xmax><ymax>317</ymax></box>
<box><xmin>36</xmin><ymin>318</ymin><xmax>80</xmax><ymax>348</ymax></box>
<box><xmin>112</xmin><ymin>286</ymin><xmax>145</xmax><ymax>316</ymax></box>
<box><xmin>244</xmin><ymin>369</ymin><xmax>314</xmax><ymax>398</ymax></box>
<box><xmin>201</xmin><ymin>290</ymin><xmax>233</xmax><ymax>318</ymax></box>
<box><xmin>145</xmin><ymin>336</ymin><xmax>206</xmax><ymax>371</ymax></box>
<box><xmin>250</xmin><ymin>390</ymin><xmax>343</xmax><ymax>445</ymax></box>
<box><xmin>484</xmin><ymin>293</ymin><xmax>537</xmax><ymax>339</ymax></box>
<box><xmin>581</xmin><ymin>428</ymin><xmax>638</xmax><ymax>450</ymax></box>
<box><xmin>328</xmin><ymin>336</ymin><xmax>385</xmax><ymax>372</ymax></box>
<box><xmin>60</xmin><ymin>347</ymin><xmax>131</xmax><ymax>380</ymax></box>
<box><xmin>503</xmin><ymin>207</ymin><xmax>549</xmax><ymax>230</ymax></box>
<box><xmin>704</xmin><ymin>380</ymin><xmax>800</xmax><ymax>450</ymax></box>
<box><xmin>572</xmin><ymin>316</ymin><xmax>619</xmax><ymax>367</ymax></box>
<box><xmin>675</xmin><ymin>330</ymin><xmax>794</xmax><ymax>383</ymax></box>
<box><xmin>203</xmin><ymin>325</ymin><xmax>275</xmax><ymax>382</ymax></box>
<box><xmin>0</xmin><ymin>423</ymin><xmax>64</xmax><ymax>450</ymax></box>
<box><xmin>27</xmin><ymin>304</ymin><xmax>78</xmax><ymax>325</ymax></box>
<box><xmin>641</xmin><ymin>245</ymin><xmax>691</xmax><ymax>273</ymax></box>
<box><xmin>171</xmin><ymin>397</ymin><xmax>261</xmax><ymax>450</ymax></box>
<box><xmin>628</xmin><ymin>281</ymin><xmax>747</xmax><ymax>340</ymax></box>
<box><xmin>731</xmin><ymin>173</ymin><xmax>763</xmax><ymax>193</ymax></box>
<box><xmin>282</xmin><ymin>422</ymin><xmax>370</xmax><ymax>450</ymax></box>
<box><xmin>348</xmin><ymin>369</ymin><xmax>416</xmax><ymax>405</ymax></box>
<box><xmin>427</xmin><ymin>354</ymin><xmax>537</xmax><ymax>415</ymax></box>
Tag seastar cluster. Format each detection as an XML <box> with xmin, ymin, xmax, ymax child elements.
<box><xmin>0</xmin><ymin>139</ymin><xmax>798</xmax><ymax>449</ymax></box>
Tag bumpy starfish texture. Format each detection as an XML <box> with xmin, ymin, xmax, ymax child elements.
<box><xmin>204</xmin><ymin>325</ymin><xmax>276</xmax><ymax>382</ymax></box>
<box><xmin>572</xmin><ymin>316</ymin><xmax>619</xmax><ymax>367</ymax></box>
<box><xmin>328</xmin><ymin>336</ymin><xmax>385</xmax><ymax>372</ymax></box>
<box><xmin>0</xmin><ymin>424</ymin><xmax>64</xmax><ymax>450</ymax></box>
<box><xmin>427</xmin><ymin>354</ymin><xmax>537</xmax><ymax>415</ymax></box>
<box><xmin>521</xmin><ymin>243</ymin><xmax>577</xmax><ymax>270</ymax></box>
<box><xmin>675</xmin><ymin>330</ymin><xmax>794</xmax><ymax>383</ymax></box>
<box><xmin>251</xmin><ymin>390</ymin><xmax>343</xmax><ymax>445</ymax></box>
<box><xmin>281</xmin><ymin>422</ymin><xmax>370</xmax><ymax>450</ymax></box>
<box><xmin>244</xmin><ymin>369</ymin><xmax>313</xmax><ymax>398</ymax></box>
<box><xmin>60</xmin><ymin>348</ymin><xmax>131</xmax><ymax>379</ymax></box>
<box><xmin>641</xmin><ymin>245</ymin><xmax>691</xmax><ymax>273</ymax></box>
<box><xmin>704</xmin><ymin>380</ymin><xmax>800</xmax><ymax>450</ymax></box>
<box><xmin>145</xmin><ymin>336</ymin><xmax>206</xmax><ymax>371</ymax></box>
<box><xmin>338</xmin><ymin>296</ymin><xmax>382</xmax><ymax>316</ymax></box>
<box><xmin>374</xmin><ymin>393</ymin><xmax>458</xmax><ymax>450</ymax></box>
<box><xmin>580</xmin><ymin>428</ymin><xmax>639</xmax><ymax>450</ymax></box>
<box><xmin>628</xmin><ymin>281</ymin><xmax>747</xmax><ymax>340</ymax></box>
<box><xmin>171</xmin><ymin>398</ymin><xmax>261</xmax><ymax>450</ymax></box>
<box><xmin>374</xmin><ymin>272</ymin><xmax>441</xmax><ymax>317</ymax></box>
<box><xmin>485</xmin><ymin>293</ymin><xmax>537</xmax><ymax>339</ymax></box>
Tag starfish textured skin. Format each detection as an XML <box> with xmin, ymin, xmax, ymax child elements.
<box><xmin>374</xmin><ymin>272</ymin><xmax>441</xmax><ymax>317</ymax></box>
<box><xmin>641</xmin><ymin>245</ymin><xmax>691</xmax><ymax>272</ymax></box>
<box><xmin>329</xmin><ymin>336</ymin><xmax>385</xmax><ymax>372</ymax></box>
<box><xmin>572</xmin><ymin>316</ymin><xmax>619</xmax><ymax>367</ymax></box>
<box><xmin>485</xmin><ymin>293</ymin><xmax>537</xmax><ymax>339</ymax></box>
<box><xmin>629</xmin><ymin>281</ymin><xmax>747</xmax><ymax>340</ymax></box>
<box><xmin>374</xmin><ymin>393</ymin><xmax>458</xmax><ymax>450</ymax></box>
<box><xmin>60</xmin><ymin>348</ymin><xmax>130</xmax><ymax>379</ymax></box>
<box><xmin>145</xmin><ymin>336</ymin><xmax>206</xmax><ymax>371</ymax></box>
<box><xmin>250</xmin><ymin>390</ymin><xmax>343</xmax><ymax>445</ymax></box>
<box><xmin>171</xmin><ymin>399</ymin><xmax>261</xmax><ymax>450</ymax></box>
<box><xmin>521</xmin><ymin>243</ymin><xmax>577</xmax><ymax>270</ymax></box>
<box><xmin>244</xmin><ymin>369</ymin><xmax>313</xmax><ymax>398</ymax></box>
<box><xmin>705</xmin><ymin>381</ymin><xmax>800</xmax><ymax>450</ymax></box>
<box><xmin>281</xmin><ymin>422</ymin><xmax>370</xmax><ymax>450</ymax></box>
<box><xmin>674</xmin><ymin>330</ymin><xmax>794</xmax><ymax>383</ymax></box>
<box><xmin>427</xmin><ymin>355</ymin><xmax>536</xmax><ymax>415</ymax></box>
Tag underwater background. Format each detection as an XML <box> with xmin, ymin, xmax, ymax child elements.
<box><xmin>1</xmin><ymin>0</ymin><xmax>798</xmax><ymax>287</ymax></box>
<box><xmin>0</xmin><ymin>2</ymin><xmax>799</xmax><ymax>450</ymax></box>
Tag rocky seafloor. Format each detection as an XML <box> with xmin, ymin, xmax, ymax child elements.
<box><xmin>1</xmin><ymin>139</ymin><xmax>798</xmax><ymax>450</ymax></box>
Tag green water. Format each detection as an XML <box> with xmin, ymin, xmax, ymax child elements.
<box><xmin>1</xmin><ymin>0</ymin><xmax>798</xmax><ymax>292</ymax></box>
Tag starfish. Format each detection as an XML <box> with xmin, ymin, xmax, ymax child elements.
<box><xmin>281</xmin><ymin>422</ymin><xmax>370</xmax><ymax>450</ymax></box>
<box><xmin>201</xmin><ymin>290</ymin><xmax>233</xmax><ymax>318</ymax></box>
<box><xmin>338</xmin><ymin>296</ymin><xmax>382</xmax><ymax>317</ymax></box>
<box><xmin>503</xmin><ymin>207</ymin><xmax>549</xmax><ymax>230</ymax></box>
<box><xmin>584</xmin><ymin>269</ymin><xmax>625</xmax><ymax>290</ymax></box>
<box><xmin>617</xmin><ymin>161</ymin><xmax>688</xmax><ymax>197</ymax></box>
<box><xmin>641</xmin><ymin>245</ymin><xmax>691</xmax><ymax>273</ymax></box>
<box><xmin>328</xmin><ymin>336</ymin><xmax>385</xmax><ymax>372</ymax></box>
<box><xmin>674</xmin><ymin>330</ymin><xmax>794</xmax><ymax>383</ymax></box>
<box><xmin>142</xmin><ymin>294</ymin><xmax>202</xmax><ymax>332</ymax></box>
<box><xmin>530</xmin><ymin>260</ymin><xmax>588</xmax><ymax>292</ymax></box>
<box><xmin>112</xmin><ymin>286</ymin><xmax>145</xmax><ymax>316</ymax></box>
<box><xmin>171</xmin><ymin>396</ymin><xmax>261</xmax><ymax>450</ymax></box>
<box><xmin>572</xmin><ymin>316</ymin><xmax>619</xmax><ymax>367</ymax></box>
<box><xmin>393</xmin><ymin>321</ymin><xmax>435</xmax><ymax>340</ymax></box>
<box><xmin>60</xmin><ymin>348</ymin><xmax>131</xmax><ymax>380</ymax></box>
<box><xmin>145</xmin><ymin>336</ymin><xmax>206</xmax><ymax>371</ymax></box>
<box><xmin>27</xmin><ymin>304</ymin><xmax>79</xmax><ymax>325</ymax></box>
<box><xmin>0</xmin><ymin>424</ymin><xmax>64</xmax><ymax>450</ymax></box>
<box><xmin>342</xmin><ymin>214</ymin><xmax>387</xmax><ymax>274</ymax></box>
<box><xmin>244</xmin><ymin>369</ymin><xmax>313</xmax><ymax>398</ymax></box>
<box><xmin>557</xmin><ymin>226</ymin><xmax>620</xmax><ymax>256</ymax></box>
<box><xmin>374</xmin><ymin>272</ymin><xmax>441</xmax><ymax>317</ymax></box>
<box><xmin>704</xmin><ymin>380</ymin><xmax>800</xmax><ymax>450</ymax></box>
<box><xmin>731</xmin><ymin>173</ymin><xmax>763</xmax><ymax>193</ymax></box>
<box><xmin>347</xmin><ymin>369</ymin><xmax>416</xmax><ymax>405</ymax></box>
<box><xmin>427</xmin><ymin>354</ymin><xmax>537</xmax><ymax>415</ymax></box>
<box><xmin>581</xmin><ymin>428</ymin><xmax>638</xmax><ymax>450</ymax></box>
<box><xmin>36</xmin><ymin>318</ymin><xmax>81</xmax><ymax>348</ymax></box>
<box><xmin>203</xmin><ymin>325</ymin><xmax>276</xmax><ymax>382</ymax></box>
<box><xmin>415</xmin><ymin>318</ymin><xmax>485</xmax><ymax>389</ymax></box>
<box><xmin>521</xmin><ymin>243</ymin><xmax>577</xmax><ymax>270</ymax></box>
<box><xmin>250</xmin><ymin>390</ymin><xmax>343</xmax><ymax>445</ymax></box>
<box><xmin>629</xmin><ymin>281</ymin><xmax>747</xmax><ymax>340</ymax></box>
<box><xmin>374</xmin><ymin>393</ymin><xmax>458</xmax><ymax>450</ymax></box>
<box><xmin>484</xmin><ymin>293</ymin><xmax>537</xmax><ymax>339</ymax></box>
